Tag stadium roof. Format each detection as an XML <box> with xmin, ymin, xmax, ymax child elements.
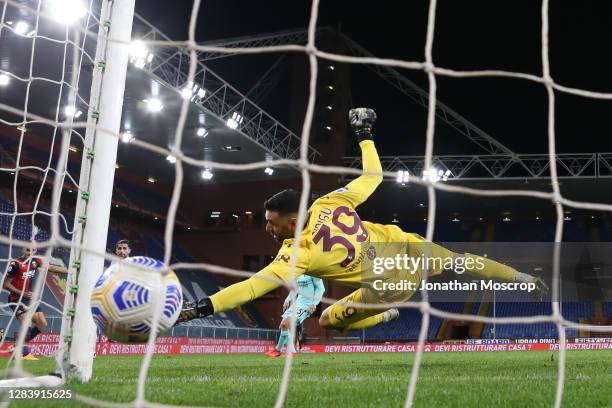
<box><xmin>0</xmin><ymin>4</ymin><xmax>318</xmax><ymax>187</ymax></box>
<box><xmin>118</xmin><ymin>68</ymin><xmax>302</xmax><ymax>184</ymax></box>
<box><xmin>360</xmin><ymin>177</ymin><xmax>612</xmax><ymax>223</ymax></box>
<box><xmin>138</xmin><ymin>1</ymin><xmax>612</xmax><ymax>156</ymax></box>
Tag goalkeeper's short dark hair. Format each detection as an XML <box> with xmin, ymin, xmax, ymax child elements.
<box><xmin>264</xmin><ymin>189</ymin><xmax>300</xmax><ymax>215</ymax></box>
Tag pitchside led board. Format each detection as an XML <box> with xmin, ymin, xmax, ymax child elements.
<box><xmin>359</xmin><ymin>242</ymin><xmax>611</xmax><ymax>303</ymax></box>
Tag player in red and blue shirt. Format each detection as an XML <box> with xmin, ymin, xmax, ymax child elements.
<box><xmin>3</xmin><ymin>247</ymin><xmax>66</xmax><ymax>359</ymax></box>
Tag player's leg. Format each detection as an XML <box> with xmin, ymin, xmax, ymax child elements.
<box><xmin>7</xmin><ymin>344</ymin><xmax>35</xmax><ymax>360</ymax></box>
<box><xmin>16</xmin><ymin>307</ymin><xmax>30</xmax><ymax>330</ymax></box>
<box><xmin>28</xmin><ymin>311</ymin><xmax>46</xmax><ymax>340</ymax></box>
<box><xmin>269</xmin><ymin>307</ymin><xmax>310</xmax><ymax>356</ymax></box>
<box><xmin>320</xmin><ymin>306</ymin><xmax>398</xmax><ymax>333</ymax></box>
<box><xmin>14</xmin><ymin>307</ymin><xmax>38</xmax><ymax>360</ymax></box>
<box><xmin>342</xmin><ymin>308</ymin><xmax>399</xmax><ymax>331</ymax></box>
<box><xmin>33</xmin><ymin>310</ymin><xmax>47</xmax><ymax>329</ymax></box>
<box><xmin>318</xmin><ymin>289</ymin><xmax>398</xmax><ymax>333</ymax></box>
<box><xmin>285</xmin><ymin>308</ymin><xmax>309</xmax><ymax>354</ymax></box>
<box><xmin>407</xmin><ymin>232</ymin><xmax>543</xmax><ymax>287</ymax></box>
<box><xmin>279</xmin><ymin>317</ymin><xmax>295</xmax><ymax>354</ymax></box>
<box><xmin>266</xmin><ymin>308</ymin><xmax>293</xmax><ymax>357</ymax></box>
<box><xmin>275</xmin><ymin>317</ymin><xmax>291</xmax><ymax>355</ymax></box>
<box><xmin>294</xmin><ymin>322</ymin><xmax>303</xmax><ymax>352</ymax></box>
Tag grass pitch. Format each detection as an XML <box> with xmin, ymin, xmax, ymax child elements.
<box><xmin>2</xmin><ymin>350</ymin><xmax>611</xmax><ymax>407</ymax></box>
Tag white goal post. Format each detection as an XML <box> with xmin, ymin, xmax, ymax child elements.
<box><xmin>56</xmin><ymin>0</ymin><xmax>136</xmax><ymax>383</ymax></box>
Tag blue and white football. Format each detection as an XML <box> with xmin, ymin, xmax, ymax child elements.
<box><xmin>91</xmin><ymin>256</ymin><xmax>183</xmax><ymax>343</ymax></box>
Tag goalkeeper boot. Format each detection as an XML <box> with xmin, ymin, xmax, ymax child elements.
<box><xmin>177</xmin><ymin>298</ymin><xmax>214</xmax><ymax>324</ymax></box>
<box><xmin>383</xmin><ymin>308</ymin><xmax>399</xmax><ymax>323</ymax></box>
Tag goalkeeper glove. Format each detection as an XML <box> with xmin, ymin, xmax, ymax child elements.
<box><xmin>516</xmin><ymin>272</ymin><xmax>549</xmax><ymax>301</ymax></box>
<box><xmin>349</xmin><ymin>108</ymin><xmax>377</xmax><ymax>142</ymax></box>
<box><xmin>531</xmin><ymin>277</ymin><xmax>549</xmax><ymax>301</ymax></box>
<box><xmin>176</xmin><ymin>297</ymin><xmax>214</xmax><ymax>324</ymax></box>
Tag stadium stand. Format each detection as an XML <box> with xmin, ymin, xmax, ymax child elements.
<box><xmin>357</xmin><ymin>301</ymin><xmax>598</xmax><ymax>341</ymax></box>
<box><xmin>0</xmin><ymin>180</ymin><xmax>609</xmax><ymax>342</ymax></box>
<box><xmin>0</xmin><ymin>193</ymin><xmax>271</xmax><ymax>338</ymax></box>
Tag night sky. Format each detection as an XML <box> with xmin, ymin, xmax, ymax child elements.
<box><xmin>137</xmin><ymin>1</ymin><xmax>612</xmax><ymax>158</ymax></box>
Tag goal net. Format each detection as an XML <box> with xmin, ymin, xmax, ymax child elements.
<box><xmin>0</xmin><ymin>0</ymin><xmax>610</xmax><ymax>407</ymax></box>
<box><xmin>0</xmin><ymin>0</ymin><xmax>135</xmax><ymax>390</ymax></box>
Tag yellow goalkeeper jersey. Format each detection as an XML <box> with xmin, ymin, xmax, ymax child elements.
<box><xmin>269</xmin><ymin>193</ymin><xmax>426</xmax><ymax>288</ymax></box>
<box><xmin>211</xmin><ymin>140</ymin><xmax>419</xmax><ymax>312</ymax></box>
<box><xmin>210</xmin><ymin>139</ymin><xmax>519</xmax><ymax>313</ymax></box>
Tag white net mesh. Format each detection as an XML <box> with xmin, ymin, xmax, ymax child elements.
<box><xmin>0</xmin><ymin>0</ymin><xmax>100</xmax><ymax>383</ymax></box>
<box><xmin>0</xmin><ymin>0</ymin><xmax>610</xmax><ymax>406</ymax></box>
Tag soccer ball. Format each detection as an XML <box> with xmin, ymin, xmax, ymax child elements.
<box><xmin>91</xmin><ymin>256</ymin><xmax>183</xmax><ymax>343</ymax></box>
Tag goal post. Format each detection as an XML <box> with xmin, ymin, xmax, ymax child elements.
<box><xmin>57</xmin><ymin>0</ymin><xmax>136</xmax><ymax>383</ymax></box>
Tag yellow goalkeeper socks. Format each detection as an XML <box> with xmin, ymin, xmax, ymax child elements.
<box><xmin>342</xmin><ymin>312</ymin><xmax>385</xmax><ymax>332</ymax></box>
<box><xmin>464</xmin><ymin>252</ymin><xmax>518</xmax><ymax>282</ymax></box>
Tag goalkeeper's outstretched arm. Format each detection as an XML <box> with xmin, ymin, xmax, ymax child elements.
<box><xmin>176</xmin><ymin>266</ymin><xmax>287</xmax><ymax>323</ymax></box>
<box><xmin>327</xmin><ymin>108</ymin><xmax>383</xmax><ymax>208</ymax></box>
<box><xmin>177</xmin><ymin>244</ymin><xmax>310</xmax><ymax>322</ymax></box>
<box><xmin>209</xmin><ymin>266</ymin><xmax>284</xmax><ymax>313</ymax></box>
<box><xmin>343</xmin><ymin>140</ymin><xmax>383</xmax><ymax>206</ymax></box>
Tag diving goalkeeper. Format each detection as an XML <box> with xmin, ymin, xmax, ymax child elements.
<box><xmin>178</xmin><ymin>108</ymin><xmax>548</xmax><ymax>333</ymax></box>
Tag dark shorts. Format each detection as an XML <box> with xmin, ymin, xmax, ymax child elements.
<box><xmin>9</xmin><ymin>299</ymin><xmax>42</xmax><ymax>318</ymax></box>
